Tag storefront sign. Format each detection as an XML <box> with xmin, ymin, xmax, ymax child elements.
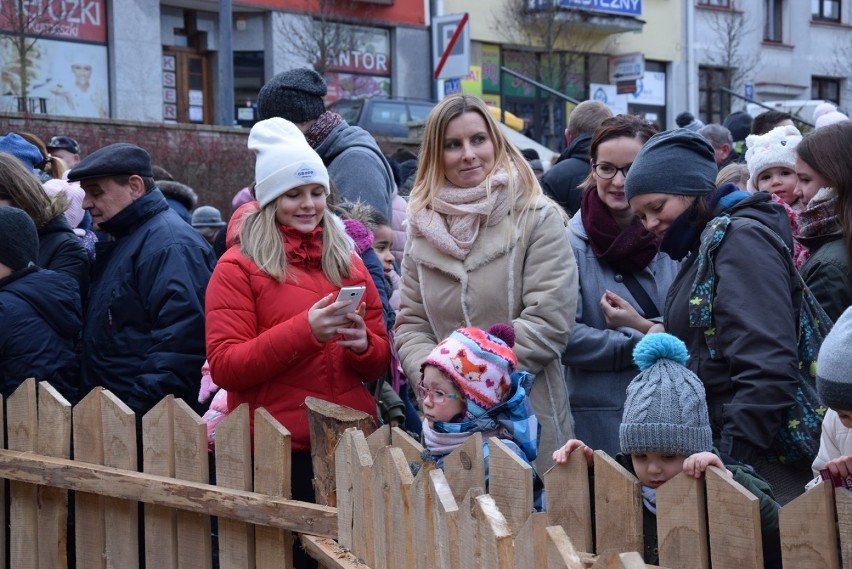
<box><xmin>0</xmin><ymin>0</ymin><xmax>107</xmax><ymax>43</ymax></box>
<box><xmin>556</xmin><ymin>0</ymin><xmax>642</xmax><ymax>17</ymax></box>
<box><xmin>327</xmin><ymin>25</ymin><xmax>391</xmax><ymax>76</ymax></box>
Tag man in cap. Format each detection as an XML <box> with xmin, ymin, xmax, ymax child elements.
<box><xmin>256</xmin><ymin>67</ymin><xmax>395</xmax><ymax>219</ymax></box>
<box><xmin>46</xmin><ymin>135</ymin><xmax>82</xmax><ymax>169</ymax></box>
<box><xmin>69</xmin><ymin>143</ymin><xmax>215</xmax><ymax>416</ymax></box>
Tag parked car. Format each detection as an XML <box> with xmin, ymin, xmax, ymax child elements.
<box><xmin>327</xmin><ymin>97</ymin><xmax>436</xmax><ymax>139</ymax></box>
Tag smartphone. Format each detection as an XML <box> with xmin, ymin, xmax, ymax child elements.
<box><xmin>334</xmin><ymin>285</ymin><xmax>366</xmax><ymax>316</ymax></box>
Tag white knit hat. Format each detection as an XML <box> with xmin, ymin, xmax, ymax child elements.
<box><xmin>744</xmin><ymin>125</ymin><xmax>802</xmax><ymax>193</ymax></box>
<box><xmin>248</xmin><ymin>117</ymin><xmax>330</xmax><ymax>208</ymax></box>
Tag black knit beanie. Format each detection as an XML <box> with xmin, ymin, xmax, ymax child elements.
<box><xmin>256</xmin><ymin>68</ymin><xmax>328</xmax><ymax>122</ymax></box>
<box><xmin>0</xmin><ymin>207</ymin><xmax>38</xmax><ymax>272</ymax></box>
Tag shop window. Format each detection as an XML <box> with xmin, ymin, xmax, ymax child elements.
<box><xmin>234</xmin><ymin>51</ymin><xmax>264</xmax><ymax>127</ymax></box>
<box><xmin>699</xmin><ymin>65</ymin><xmax>726</xmax><ymax>125</ymax></box>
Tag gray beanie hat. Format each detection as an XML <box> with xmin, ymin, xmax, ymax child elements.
<box><xmin>625</xmin><ymin>128</ymin><xmax>718</xmax><ymax>202</ymax></box>
<box><xmin>620</xmin><ymin>333</ymin><xmax>713</xmax><ymax>457</ymax></box>
<box><xmin>0</xmin><ymin>207</ymin><xmax>39</xmax><ymax>272</ymax></box>
<box><xmin>191</xmin><ymin>205</ymin><xmax>227</xmax><ymax>229</ymax></box>
<box><xmin>256</xmin><ymin>68</ymin><xmax>327</xmax><ymax>123</ymax></box>
<box><xmin>816</xmin><ymin>306</ymin><xmax>852</xmax><ymax>411</ymax></box>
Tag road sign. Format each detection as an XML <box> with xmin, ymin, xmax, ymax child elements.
<box><xmin>744</xmin><ymin>83</ymin><xmax>755</xmax><ymax>100</ymax></box>
<box><xmin>444</xmin><ymin>78</ymin><xmax>461</xmax><ymax>96</ymax></box>
<box><xmin>432</xmin><ymin>13</ymin><xmax>470</xmax><ymax>80</ymax></box>
<box><xmin>608</xmin><ymin>52</ymin><xmax>645</xmax><ymax>84</ymax></box>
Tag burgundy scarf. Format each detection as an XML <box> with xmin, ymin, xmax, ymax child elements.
<box><xmin>579</xmin><ymin>187</ymin><xmax>660</xmax><ymax>273</ymax></box>
<box><xmin>304</xmin><ymin>111</ymin><xmax>343</xmax><ymax>149</ymax></box>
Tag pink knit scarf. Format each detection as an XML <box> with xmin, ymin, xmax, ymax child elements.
<box><xmin>408</xmin><ymin>165</ymin><xmax>514</xmax><ymax>260</ymax></box>
<box><xmin>421</xmin><ymin>419</ymin><xmax>498</xmax><ymax>457</ymax></box>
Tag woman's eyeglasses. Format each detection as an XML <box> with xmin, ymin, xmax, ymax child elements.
<box><xmin>592</xmin><ymin>163</ymin><xmax>631</xmax><ymax>180</ymax></box>
<box><xmin>417</xmin><ymin>381</ymin><xmax>460</xmax><ymax>405</ymax></box>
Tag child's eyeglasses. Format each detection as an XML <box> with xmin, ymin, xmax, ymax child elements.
<box><xmin>417</xmin><ymin>381</ymin><xmax>460</xmax><ymax>405</ymax></box>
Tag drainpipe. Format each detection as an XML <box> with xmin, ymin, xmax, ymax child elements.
<box><xmin>686</xmin><ymin>0</ymin><xmax>697</xmax><ymax>115</ymax></box>
<box><xmin>218</xmin><ymin>0</ymin><xmax>235</xmax><ymax>126</ymax></box>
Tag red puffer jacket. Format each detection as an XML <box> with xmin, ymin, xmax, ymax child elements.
<box><xmin>206</xmin><ymin>225</ymin><xmax>390</xmax><ymax>451</ymax></box>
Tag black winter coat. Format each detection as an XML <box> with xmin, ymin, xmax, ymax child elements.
<box><xmin>663</xmin><ymin>193</ymin><xmax>801</xmax><ymax>465</ymax></box>
<box><xmin>37</xmin><ymin>214</ymin><xmax>90</xmax><ymax>301</ymax></box>
<box><xmin>82</xmin><ymin>189</ymin><xmax>215</xmax><ymax>416</ymax></box>
<box><xmin>540</xmin><ymin>133</ymin><xmax>592</xmax><ymax>216</ymax></box>
<box><xmin>797</xmin><ymin>232</ymin><xmax>852</xmax><ymax>322</ymax></box>
<box><xmin>0</xmin><ymin>266</ymin><xmax>82</xmax><ymax>403</ymax></box>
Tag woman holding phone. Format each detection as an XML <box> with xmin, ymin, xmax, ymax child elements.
<box><xmin>206</xmin><ymin>118</ymin><xmax>389</xmax><ymax>567</ymax></box>
<box><xmin>395</xmin><ymin>94</ymin><xmax>579</xmax><ymax>471</ymax></box>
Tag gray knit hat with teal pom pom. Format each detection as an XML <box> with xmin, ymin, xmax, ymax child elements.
<box><xmin>620</xmin><ymin>333</ymin><xmax>713</xmax><ymax>456</ymax></box>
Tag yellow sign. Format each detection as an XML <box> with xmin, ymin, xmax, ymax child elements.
<box><xmin>461</xmin><ymin>66</ymin><xmax>482</xmax><ymax>97</ymax></box>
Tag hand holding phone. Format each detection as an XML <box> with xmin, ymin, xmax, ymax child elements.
<box><xmin>334</xmin><ymin>285</ymin><xmax>366</xmax><ymax>316</ymax></box>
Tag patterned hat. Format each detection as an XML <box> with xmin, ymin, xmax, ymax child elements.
<box><xmin>620</xmin><ymin>333</ymin><xmax>713</xmax><ymax>457</ymax></box>
<box><xmin>744</xmin><ymin>124</ymin><xmax>802</xmax><ymax>193</ymax></box>
<box><xmin>422</xmin><ymin>324</ymin><xmax>518</xmax><ymax>419</ymax></box>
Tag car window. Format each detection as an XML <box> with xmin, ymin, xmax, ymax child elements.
<box><xmin>409</xmin><ymin>102</ymin><xmax>435</xmax><ymax>121</ymax></box>
<box><xmin>369</xmin><ymin>101</ymin><xmax>409</xmax><ymax>126</ymax></box>
<box><xmin>329</xmin><ymin>100</ymin><xmax>363</xmax><ymax>124</ymax></box>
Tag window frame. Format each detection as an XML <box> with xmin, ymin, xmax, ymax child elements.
<box><xmin>764</xmin><ymin>0</ymin><xmax>784</xmax><ymax>42</ymax></box>
<box><xmin>812</xmin><ymin>0</ymin><xmax>841</xmax><ymax>21</ymax></box>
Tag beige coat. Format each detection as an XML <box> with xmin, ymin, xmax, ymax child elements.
<box><xmin>395</xmin><ymin>197</ymin><xmax>579</xmax><ymax>471</ymax></box>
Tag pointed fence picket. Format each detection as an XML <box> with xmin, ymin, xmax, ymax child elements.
<box><xmin>0</xmin><ymin>380</ymin><xmax>850</xmax><ymax>568</ymax></box>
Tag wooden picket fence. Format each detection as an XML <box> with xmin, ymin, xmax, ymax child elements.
<box><xmin>0</xmin><ymin>378</ymin><xmax>850</xmax><ymax>568</ymax></box>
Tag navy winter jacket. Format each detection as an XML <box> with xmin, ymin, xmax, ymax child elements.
<box><xmin>0</xmin><ymin>266</ymin><xmax>82</xmax><ymax>403</ymax></box>
<box><xmin>37</xmin><ymin>214</ymin><xmax>90</xmax><ymax>301</ymax></box>
<box><xmin>81</xmin><ymin>188</ymin><xmax>215</xmax><ymax>416</ymax></box>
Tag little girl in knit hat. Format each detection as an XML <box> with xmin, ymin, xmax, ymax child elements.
<box><xmin>553</xmin><ymin>333</ymin><xmax>781</xmax><ymax>567</ymax></box>
<box><xmin>418</xmin><ymin>323</ymin><xmax>543</xmax><ymax>510</ymax></box>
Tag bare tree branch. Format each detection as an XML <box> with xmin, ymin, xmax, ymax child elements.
<box><xmin>701</xmin><ymin>2</ymin><xmax>760</xmax><ymax>112</ymax></box>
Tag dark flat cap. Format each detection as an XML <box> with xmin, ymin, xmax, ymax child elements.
<box><xmin>68</xmin><ymin>143</ymin><xmax>153</xmax><ymax>181</ymax></box>
<box><xmin>47</xmin><ymin>135</ymin><xmax>81</xmax><ymax>155</ymax></box>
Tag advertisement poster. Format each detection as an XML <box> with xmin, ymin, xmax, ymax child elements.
<box><xmin>0</xmin><ymin>37</ymin><xmax>109</xmax><ymax>117</ymax></box>
<box><xmin>324</xmin><ymin>24</ymin><xmax>391</xmax><ymax>103</ymax></box>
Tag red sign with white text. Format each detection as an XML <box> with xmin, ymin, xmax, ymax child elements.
<box><xmin>0</xmin><ymin>0</ymin><xmax>107</xmax><ymax>44</ymax></box>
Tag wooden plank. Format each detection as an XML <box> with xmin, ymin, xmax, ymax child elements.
<box><xmin>36</xmin><ymin>382</ymin><xmax>72</xmax><ymax>569</ymax></box>
<box><xmin>173</xmin><ymin>399</ymin><xmax>212</xmax><ymax>569</ymax></box>
<box><xmin>442</xmin><ymin>432</ymin><xmax>485</xmax><ymax>505</ymax></box>
<box><xmin>591</xmin><ymin>551</ymin><xmax>647</xmax><ymax>568</ymax></box>
<box><xmin>473</xmin><ymin>494</ymin><xmax>513</xmax><ymax>569</ymax></box>
<box><xmin>656</xmin><ymin>471</ymin><xmax>708</xmax><ymax>569</ymax></box>
<box><xmin>513</xmin><ymin>512</ymin><xmax>548</xmax><ymax>568</ymax></box>
<box><xmin>545</xmin><ymin>525</ymin><xmax>584</xmax><ymax>569</ymax></box>
<box><xmin>215</xmin><ymin>404</ymin><xmax>255</xmax><ymax>569</ymax></box>
<box><xmin>457</xmin><ymin>487</ymin><xmax>484</xmax><ymax>568</ymax></box>
<box><xmin>779</xmin><ymin>481</ymin><xmax>839</xmax><ymax>568</ymax></box>
<box><xmin>300</xmin><ymin>535</ymin><xmax>369</xmax><ymax>568</ymax></box>
<box><xmin>335</xmin><ymin>428</ymin><xmax>355</xmax><ymax>550</ymax></box>
<box><xmin>593</xmin><ymin>451</ymin><xmax>641</xmax><ymax>556</ymax></box>
<box><xmin>346</xmin><ymin>430</ymin><xmax>375</xmax><ymax>565</ymax></box>
<box><xmin>488</xmin><ymin>437</ymin><xmax>532</xmax><ymax>536</ymax></box>
<box><xmin>390</xmin><ymin>426</ymin><xmax>426</xmax><ymax>465</ymax></box>
<box><xmin>100</xmin><ymin>390</ymin><xmax>139</xmax><ymax>569</ymax></box>
<box><xmin>430</xmin><ymin>468</ymin><xmax>459</xmax><ymax>569</ymax></box>
<box><xmin>72</xmin><ymin>388</ymin><xmax>106</xmax><ymax>569</ymax></box>
<box><xmin>253</xmin><ymin>408</ymin><xmax>292</xmax><ymax>569</ymax></box>
<box><xmin>305</xmin><ymin>396</ymin><xmax>375</xmax><ymax>509</ymax></box>
<box><xmin>366</xmin><ymin>424</ymin><xmax>390</xmax><ymax>459</ymax></box>
<box><xmin>0</xmin><ymin>449</ymin><xmax>337</xmax><ymax>536</ymax></box>
<box><xmin>370</xmin><ymin>446</ymin><xmax>392</xmax><ymax>569</ymax></box>
<box><xmin>837</xmin><ymin>487</ymin><xmax>852</xmax><ymax>567</ymax></box>
<box><xmin>377</xmin><ymin>446</ymin><xmax>414</xmax><ymax>569</ymax></box>
<box><xmin>544</xmin><ymin>450</ymin><xmax>593</xmax><ymax>553</ymax></box>
<box><xmin>705</xmin><ymin>466</ymin><xmax>762</xmax><ymax>569</ymax></box>
<box><xmin>7</xmin><ymin>379</ymin><xmax>38</xmax><ymax>569</ymax></box>
<box><xmin>411</xmin><ymin>461</ymin><xmax>437</xmax><ymax>569</ymax></box>
<box><xmin>142</xmin><ymin>397</ymin><xmax>178</xmax><ymax>569</ymax></box>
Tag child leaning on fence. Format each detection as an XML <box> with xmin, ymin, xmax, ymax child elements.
<box><xmin>807</xmin><ymin>306</ymin><xmax>852</xmax><ymax>489</ymax></box>
<box><xmin>418</xmin><ymin>324</ymin><xmax>544</xmax><ymax>511</ymax></box>
<box><xmin>553</xmin><ymin>333</ymin><xmax>781</xmax><ymax>567</ymax></box>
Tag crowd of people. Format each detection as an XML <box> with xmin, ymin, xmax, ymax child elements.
<box><xmin>3</xmin><ymin>72</ymin><xmax>852</xmax><ymax>568</ymax></box>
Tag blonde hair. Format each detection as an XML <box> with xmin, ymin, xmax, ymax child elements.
<box><xmin>0</xmin><ymin>152</ymin><xmax>68</xmax><ymax>228</ymax></box>
<box><xmin>239</xmin><ymin>197</ymin><xmax>353</xmax><ymax>285</ymax></box>
<box><xmin>716</xmin><ymin>162</ymin><xmax>750</xmax><ymax>190</ymax></box>
<box><xmin>409</xmin><ymin>94</ymin><xmax>542</xmax><ymax>217</ymax></box>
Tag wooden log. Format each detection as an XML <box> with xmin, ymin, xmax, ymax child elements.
<box><xmin>430</xmin><ymin>468</ymin><xmax>459</xmax><ymax>569</ymax></box>
<box><xmin>36</xmin><ymin>382</ymin><xmax>71</xmax><ymax>569</ymax></box>
<box><xmin>411</xmin><ymin>461</ymin><xmax>437</xmax><ymax>569</ymax></box>
<box><xmin>254</xmin><ymin>408</ymin><xmax>293</xmax><ymax>569</ymax></box>
<box><xmin>779</xmin><ymin>480</ymin><xmax>839</xmax><ymax>568</ymax></box>
<box><xmin>142</xmin><ymin>397</ymin><xmax>178</xmax><ymax>569</ymax></box>
<box><xmin>305</xmin><ymin>396</ymin><xmax>375</xmax><ymax>509</ymax></box>
<box><xmin>656</xmin><ymin>471</ymin><xmax>708</xmax><ymax>569</ymax></box>
<box><xmin>837</xmin><ymin>487</ymin><xmax>852</xmax><ymax>567</ymax></box>
<box><xmin>545</xmin><ymin>525</ymin><xmax>584</xmax><ymax>569</ymax></box>
<box><xmin>0</xmin><ymin>448</ymin><xmax>337</xmax><ymax>536</ymax></box>
<box><xmin>488</xmin><ymin>437</ymin><xmax>532</xmax><ymax>536</ymax></box>
<box><xmin>72</xmin><ymin>388</ymin><xmax>107</xmax><ymax>569</ymax></box>
<box><xmin>544</xmin><ymin>450</ymin><xmax>593</xmax><ymax>553</ymax></box>
<box><xmin>442</xmin><ymin>432</ymin><xmax>485</xmax><ymax>505</ymax></box>
<box><xmin>473</xmin><ymin>494</ymin><xmax>513</xmax><ymax>569</ymax></box>
<box><xmin>100</xmin><ymin>390</ymin><xmax>139</xmax><ymax>569</ymax></box>
<box><xmin>215</xmin><ymin>404</ymin><xmax>255</xmax><ymax>569</ymax></box>
<box><xmin>458</xmin><ymin>487</ymin><xmax>484</xmax><ymax>569</ymax></box>
<box><xmin>7</xmin><ymin>379</ymin><xmax>38</xmax><ymax>569</ymax></box>
<box><xmin>513</xmin><ymin>512</ymin><xmax>548</xmax><ymax>568</ymax></box>
<box><xmin>593</xmin><ymin>451</ymin><xmax>641</xmax><ymax>556</ymax></box>
<box><xmin>705</xmin><ymin>466</ymin><xmax>762</xmax><ymax>569</ymax></box>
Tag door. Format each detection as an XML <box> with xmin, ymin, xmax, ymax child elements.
<box><xmin>163</xmin><ymin>48</ymin><xmax>211</xmax><ymax>124</ymax></box>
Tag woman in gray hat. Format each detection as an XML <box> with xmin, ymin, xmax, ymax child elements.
<box><xmin>622</xmin><ymin>128</ymin><xmax>809</xmax><ymax>504</ymax></box>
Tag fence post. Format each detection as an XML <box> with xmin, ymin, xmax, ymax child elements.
<box><xmin>706</xmin><ymin>466</ymin><xmax>763</xmax><ymax>568</ymax></box>
<box><xmin>487</xmin><ymin>437</ymin><xmax>532</xmax><ymax>536</ymax></box>
<box><xmin>8</xmin><ymin>379</ymin><xmax>40</xmax><ymax>569</ymax></box>
<box><xmin>72</xmin><ymin>389</ymin><xmax>107</xmax><ymax>569</ymax></box>
<box><xmin>545</xmin><ymin>449</ymin><xmax>593</xmax><ymax>553</ymax></box>
<box><xmin>253</xmin><ymin>408</ymin><xmax>292</xmax><ymax>569</ymax></box>
<box><xmin>656</xmin><ymin>472</ymin><xmax>709</xmax><ymax>569</ymax></box>
<box><xmin>779</xmin><ymin>481</ymin><xmax>839</xmax><ymax>568</ymax></box>
<box><xmin>593</xmin><ymin>451</ymin><xmax>642</xmax><ymax>556</ymax></box>
<box><xmin>37</xmin><ymin>382</ymin><xmax>72</xmax><ymax>569</ymax></box>
<box><xmin>215</xmin><ymin>404</ymin><xmax>254</xmax><ymax>568</ymax></box>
